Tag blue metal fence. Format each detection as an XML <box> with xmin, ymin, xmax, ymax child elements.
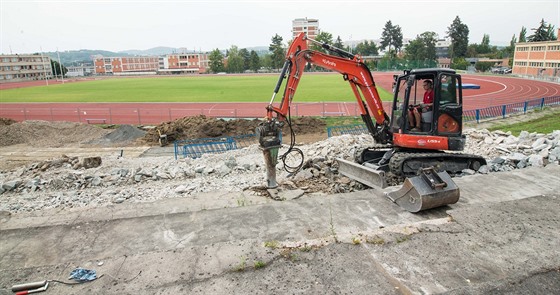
<box><xmin>463</xmin><ymin>96</ymin><xmax>560</xmax><ymax>123</ymax></box>
<box><xmin>330</xmin><ymin>96</ymin><xmax>560</xmax><ymax>137</ymax></box>
<box><xmin>174</xmin><ymin>134</ymin><xmax>257</xmax><ymax>159</ymax></box>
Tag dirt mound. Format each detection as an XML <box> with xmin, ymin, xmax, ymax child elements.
<box><xmin>0</xmin><ymin>120</ymin><xmax>111</xmax><ymax>147</ymax></box>
<box><xmin>87</xmin><ymin>125</ymin><xmax>146</xmax><ymax>146</ymax></box>
<box><xmin>0</xmin><ymin>118</ymin><xmax>17</xmax><ymax>126</ymax></box>
<box><xmin>142</xmin><ymin>115</ymin><xmax>326</xmax><ymax>145</ymax></box>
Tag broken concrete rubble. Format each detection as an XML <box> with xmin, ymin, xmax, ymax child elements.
<box><xmin>0</xmin><ymin>129</ymin><xmax>559</xmax><ymax>214</ymax></box>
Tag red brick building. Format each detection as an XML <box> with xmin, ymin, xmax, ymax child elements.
<box><xmin>93</xmin><ymin>53</ymin><xmax>210</xmax><ymax>75</ymax></box>
<box><xmin>292</xmin><ymin>18</ymin><xmax>319</xmax><ymax>40</ymax></box>
<box><xmin>513</xmin><ymin>29</ymin><xmax>560</xmax><ymax>77</ymax></box>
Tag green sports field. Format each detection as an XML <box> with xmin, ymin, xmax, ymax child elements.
<box><xmin>0</xmin><ymin>74</ymin><xmax>393</xmax><ymax>103</ymax></box>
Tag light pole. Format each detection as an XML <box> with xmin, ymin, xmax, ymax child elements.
<box><xmin>57</xmin><ymin>48</ymin><xmax>64</xmax><ymax>84</ymax></box>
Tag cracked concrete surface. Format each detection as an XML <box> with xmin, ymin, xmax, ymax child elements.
<box><xmin>1</xmin><ymin>165</ymin><xmax>559</xmax><ymax>294</ymax></box>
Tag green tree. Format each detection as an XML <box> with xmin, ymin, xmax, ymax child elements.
<box><xmin>354</xmin><ymin>40</ymin><xmax>379</xmax><ymax>56</ymax></box>
<box><xmin>446</xmin><ymin>16</ymin><xmax>469</xmax><ymax>58</ymax></box>
<box><xmin>451</xmin><ymin>57</ymin><xmax>470</xmax><ymax>70</ymax></box>
<box><xmin>269</xmin><ymin>34</ymin><xmax>285</xmax><ymax>70</ymax></box>
<box><xmin>404</xmin><ymin>32</ymin><xmax>437</xmax><ymax>65</ymax></box>
<box><xmin>50</xmin><ymin>60</ymin><xmax>67</xmax><ymax>78</ymax></box>
<box><xmin>475</xmin><ymin>61</ymin><xmax>494</xmax><ymax>72</ymax></box>
<box><xmin>478</xmin><ymin>34</ymin><xmax>491</xmax><ymax>54</ymax></box>
<box><xmin>528</xmin><ymin>19</ymin><xmax>557</xmax><ymax>42</ymax></box>
<box><xmin>519</xmin><ymin>27</ymin><xmax>527</xmax><ymax>42</ymax></box>
<box><xmin>312</xmin><ymin>31</ymin><xmax>334</xmax><ymax>53</ymax></box>
<box><xmin>208</xmin><ymin>49</ymin><xmax>225</xmax><ymax>73</ymax></box>
<box><xmin>333</xmin><ymin>35</ymin><xmax>344</xmax><ymax>49</ymax></box>
<box><xmin>249</xmin><ymin>50</ymin><xmax>260</xmax><ymax>72</ymax></box>
<box><xmin>226</xmin><ymin>45</ymin><xmax>244</xmax><ymax>73</ymax></box>
<box><xmin>260</xmin><ymin>54</ymin><xmax>272</xmax><ymax>70</ymax></box>
<box><xmin>239</xmin><ymin>48</ymin><xmax>250</xmax><ymax>72</ymax></box>
<box><xmin>380</xmin><ymin>20</ymin><xmax>404</xmax><ymax>56</ymax></box>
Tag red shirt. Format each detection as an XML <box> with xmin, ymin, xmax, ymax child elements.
<box><xmin>423</xmin><ymin>89</ymin><xmax>434</xmax><ymax>104</ymax></box>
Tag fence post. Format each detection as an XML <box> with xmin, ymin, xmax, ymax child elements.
<box><xmin>540</xmin><ymin>97</ymin><xmax>545</xmax><ymax>109</ymax></box>
<box><xmin>502</xmin><ymin>105</ymin><xmax>507</xmax><ymax>118</ymax></box>
<box><xmin>523</xmin><ymin>101</ymin><xmax>528</xmax><ymax>113</ymax></box>
<box><xmin>475</xmin><ymin>109</ymin><xmax>480</xmax><ymax>123</ymax></box>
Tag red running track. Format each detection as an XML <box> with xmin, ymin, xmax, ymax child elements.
<box><xmin>1</xmin><ymin>73</ymin><xmax>559</xmax><ymax>125</ymax></box>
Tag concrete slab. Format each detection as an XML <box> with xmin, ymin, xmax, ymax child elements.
<box><xmin>1</xmin><ymin>165</ymin><xmax>559</xmax><ymax>294</ymax></box>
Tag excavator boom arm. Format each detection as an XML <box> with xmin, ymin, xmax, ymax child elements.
<box><xmin>265</xmin><ymin>33</ymin><xmax>391</xmax><ymax>143</ymax></box>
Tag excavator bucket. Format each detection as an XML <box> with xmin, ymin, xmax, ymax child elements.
<box><xmin>336</xmin><ymin>158</ymin><xmax>388</xmax><ymax>189</ymax></box>
<box><xmin>385</xmin><ymin>167</ymin><xmax>460</xmax><ymax>213</ymax></box>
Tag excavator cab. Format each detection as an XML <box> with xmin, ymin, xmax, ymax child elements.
<box><xmin>391</xmin><ymin>69</ymin><xmax>464</xmax><ymax>151</ymax></box>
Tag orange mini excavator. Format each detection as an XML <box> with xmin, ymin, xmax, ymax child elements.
<box><xmin>256</xmin><ymin>33</ymin><xmax>486</xmax><ymax>212</ymax></box>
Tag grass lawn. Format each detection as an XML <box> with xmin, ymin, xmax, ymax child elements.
<box><xmin>487</xmin><ymin>108</ymin><xmax>560</xmax><ymax>136</ymax></box>
<box><xmin>0</xmin><ymin>74</ymin><xmax>394</xmax><ymax>103</ymax></box>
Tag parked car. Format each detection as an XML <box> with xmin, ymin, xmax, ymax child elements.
<box><xmin>491</xmin><ymin>66</ymin><xmax>511</xmax><ymax>74</ymax></box>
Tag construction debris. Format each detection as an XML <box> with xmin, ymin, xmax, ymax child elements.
<box><xmin>0</xmin><ymin>125</ymin><xmax>558</xmax><ymax>213</ymax></box>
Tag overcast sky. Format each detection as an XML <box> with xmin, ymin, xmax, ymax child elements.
<box><xmin>1</xmin><ymin>0</ymin><xmax>559</xmax><ymax>54</ymax></box>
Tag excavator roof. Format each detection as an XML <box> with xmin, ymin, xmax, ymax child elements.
<box><xmin>408</xmin><ymin>68</ymin><xmax>456</xmax><ymax>75</ymax></box>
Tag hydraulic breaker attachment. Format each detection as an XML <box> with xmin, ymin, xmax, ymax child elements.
<box><xmin>385</xmin><ymin>167</ymin><xmax>459</xmax><ymax>213</ymax></box>
<box><xmin>256</xmin><ymin>120</ymin><xmax>283</xmax><ymax>189</ymax></box>
<box><xmin>336</xmin><ymin>158</ymin><xmax>388</xmax><ymax>189</ymax></box>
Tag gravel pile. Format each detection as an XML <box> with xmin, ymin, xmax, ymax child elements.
<box><xmin>1</xmin><ymin>128</ymin><xmax>559</xmax><ymax>214</ymax></box>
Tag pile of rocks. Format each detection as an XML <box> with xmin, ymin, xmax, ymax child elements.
<box><xmin>464</xmin><ymin>129</ymin><xmax>560</xmax><ymax>173</ymax></box>
<box><xmin>0</xmin><ymin>129</ymin><xmax>558</xmax><ymax>214</ymax></box>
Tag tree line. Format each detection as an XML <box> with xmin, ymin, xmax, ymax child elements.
<box><xmin>208</xmin><ymin>18</ymin><xmax>556</xmax><ymax>73</ymax></box>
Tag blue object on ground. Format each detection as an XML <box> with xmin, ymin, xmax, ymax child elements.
<box><xmin>69</xmin><ymin>268</ymin><xmax>97</xmax><ymax>282</ymax></box>
<box><xmin>462</xmin><ymin>83</ymin><xmax>481</xmax><ymax>89</ymax></box>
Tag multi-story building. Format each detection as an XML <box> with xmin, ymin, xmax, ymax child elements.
<box><xmin>292</xmin><ymin>18</ymin><xmax>319</xmax><ymax>40</ymax></box>
<box><xmin>66</xmin><ymin>63</ymin><xmax>95</xmax><ymax>77</ymax></box>
<box><xmin>435</xmin><ymin>38</ymin><xmax>451</xmax><ymax>58</ymax></box>
<box><xmin>158</xmin><ymin>53</ymin><xmax>210</xmax><ymax>74</ymax></box>
<box><xmin>0</xmin><ymin>54</ymin><xmax>53</xmax><ymax>83</ymax></box>
<box><xmin>93</xmin><ymin>53</ymin><xmax>210</xmax><ymax>75</ymax></box>
<box><xmin>93</xmin><ymin>56</ymin><xmax>160</xmax><ymax>75</ymax></box>
<box><xmin>513</xmin><ymin>30</ymin><xmax>560</xmax><ymax>77</ymax></box>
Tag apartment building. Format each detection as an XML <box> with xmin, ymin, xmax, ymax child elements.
<box><xmin>292</xmin><ymin>17</ymin><xmax>320</xmax><ymax>39</ymax></box>
<box><xmin>93</xmin><ymin>56</ymin><xmax>159</xmax><ymax>75</ymax></box>
<box><xmin>513</xmin><ymin>30</ymin><xmax>560</xmax><ymax>77</ymax></box>
<box><xmin>93</xmin><ymin>53</ymin><xmax>210</xmax><ymax>75</ymax></box>
<box><xmin>158</xmin><ymin>53</ymin><xmax>210</xmax><ymax>74</ymax></box>
<box><xmin>0</xmin><ymin>54</ymin><xmax>53</xmax><ymax>83</ymax></box>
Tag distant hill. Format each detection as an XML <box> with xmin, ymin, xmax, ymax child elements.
<box><xmin>119</xmin><ymin>47</ymin><xmax>184</xmax><ymax>56</ymax></box>
<box><xmin>44</xmin><ymin>50</ymin><xmax>131</xmax><ymax>66</ymax></box>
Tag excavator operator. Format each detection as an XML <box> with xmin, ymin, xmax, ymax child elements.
<box><xmin>408</xmin><ymin>79</ymin><xmax>434</xmax><ymax>131</ymax></box>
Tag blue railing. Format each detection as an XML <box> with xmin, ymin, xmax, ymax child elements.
<box><xmin>174</xmin><ymin>134</ymin><xmax>257</xmax><ymax>159</ymax></box>
<box><xmin>463</xmin><ymin>96</ymin><xmax>560</xmax><ymax>123</ymax></box>
<box><xmin>329</xmin><ymin>96</ymin><xmax>560</xmax><ymax>137</ymax></box>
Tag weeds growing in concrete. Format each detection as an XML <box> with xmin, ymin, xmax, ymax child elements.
<box><xmin>235</xmin><ymin>256</ymin><xmax>247</xmax><ymax>272</ymax></box>
<box><xmin>254</xmin><ymin>260</ymin><xmax>266</xmax><ymax>269</ymax></box>
<box><xmin>366</xmin><ymin>235</ymin><xmax>385</xmax><ymax>245</ymax></box>
<box><xmin>264</xmin><ymin>240</ymin><xmax>279</xmax><ymax>249</ymax></box>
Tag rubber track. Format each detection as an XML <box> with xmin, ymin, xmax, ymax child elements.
<box><xmin>389</xmin><ymin>151</ymin><xmax>486</xmax><ymax>177</ymax></box>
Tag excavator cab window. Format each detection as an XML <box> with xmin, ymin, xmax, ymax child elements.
<box><xmin>393</xmin><ymin>74</ymin><xmax>436</xmax><ymax>133</ymax></box>
<box><xmin>390</xmin><ymin>76</ymin><xmax>410</xmax><ymax>132</ymax></box>
<box><xmin>436</xmin><ymin>74</ymin><xmax>462</xmax><ymax>135</ymax></box>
